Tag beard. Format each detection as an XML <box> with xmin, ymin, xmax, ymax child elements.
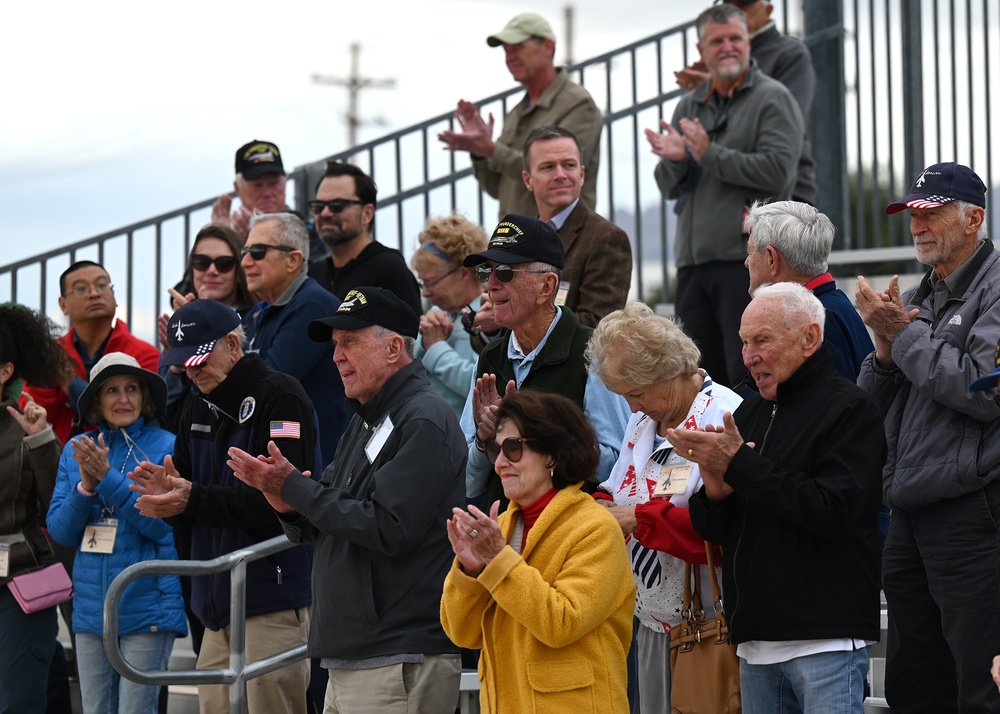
<box><xmin>319</xmin><ymin>223</ymin><xmax>362</xmax><ymax>247</ymax></box>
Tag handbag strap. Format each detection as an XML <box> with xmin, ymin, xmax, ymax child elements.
<box><xmin>704</xmin><ymin>540</ymin><xmax>723</xmax><ymax>605</ymax></box>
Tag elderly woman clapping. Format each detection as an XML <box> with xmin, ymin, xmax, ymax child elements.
<box><xmin>47</xmin><ymin>353</ymin><xmax>187</xmax><ymax>714</ymax></box>
<box><xmin>585</xmin><ymin>301</ymin><xmax>743</xmax><ymax>712</ymax></box>
<box><xmin>440</xmin><ymin>391</ymin><xmax>635</xmax><ymax>712</ymax></box>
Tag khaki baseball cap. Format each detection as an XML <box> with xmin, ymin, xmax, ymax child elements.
<box><xmin>487</xmin><ymin>13</ymin><xmax>555</xmax><ymax>47</ymax></box>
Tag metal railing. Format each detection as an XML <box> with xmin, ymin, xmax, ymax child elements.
<box><xmin>2</xmin><ymin>0</ymin><xmax>998</xmax><ymax>341</ymax></box>
<box><xmin>103</xmin><ymin>534</ymin><xmax>306</xmax><ymax>714</ymax></box>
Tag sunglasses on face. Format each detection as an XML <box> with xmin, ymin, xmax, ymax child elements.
<box><xmin>190</xmin><ymin>254</ymin><xmax>237</xmax><ymax>273</ymax></box>
<box><xmin>307</xmin><ymin>199</ymin><xmax>364</xmax><ymax>215</ymax></box>
<box><xmin>485</xmin><ymin>436</ymin><xmax>539</xmax><ymax>464</ymax></box>
<box><xmin>475</xmin><ymin>264</ymin><xmax>550</xmax><ymax>283</ymax></box>
<box><xmin>240</xmin><ymin>243</ymin><xmax>295</xmax><ymax>261</ymax></box>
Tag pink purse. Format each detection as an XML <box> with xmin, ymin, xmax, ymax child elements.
<box><xmin>7</xmin><ymin>563</ymin><xmax>74</xmax><ymax>614</ymax></box>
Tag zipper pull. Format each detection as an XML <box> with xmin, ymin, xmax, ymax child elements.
<box><xmin>276</xmin><ymin>565</ymin><xmax>282</xmax><ymax>585</ymax></box>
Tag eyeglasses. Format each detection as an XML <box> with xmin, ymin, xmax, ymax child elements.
<box><xmin>190</xmin><ymin>254</ymin><xmax>237</xmax><ymax>273</ymax></box>
<box><xmin>418</xmin><ymin>267</ymin><xmax>460</xmax><ymax>290</ymax></box>
<box><xmin>241</xmin><ymin>243</ymin><xmax>296</xmax><ymax>261</ymax></box>
<box><xmin>307</xmin><ymin>199</ymin><xmax>364</xmax><ymax>215</ymax></box>
<box><xmin>476</xmin><ymin>264</ymin><xmax>550</xmax><ymax>283</ymax></box>
<box><xmin>485</xmin><ymin>436</ymin><xmax>539</xmax><ymax>464</ymax></box>
<box><xmin>64</xmin><ymin>280</ymin><xmax>114</xmax><ymax>298</ymax></box>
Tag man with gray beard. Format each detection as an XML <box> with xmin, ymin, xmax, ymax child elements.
<box><xmin>306</xmin><ymin>161</ymin><xmax>422</xmax><ymax>315</ymax></box>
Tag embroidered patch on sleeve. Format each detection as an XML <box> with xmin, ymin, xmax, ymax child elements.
<box><xmin>270</xmin><ymin>421</ymin><xmax>301</xmax><ymax>439</ymax></box>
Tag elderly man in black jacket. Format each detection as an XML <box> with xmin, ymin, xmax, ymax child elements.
<box><xmin>667</xmin><ymin>282</ymin><xmax>885</xmax><ymax>714</ymax></box>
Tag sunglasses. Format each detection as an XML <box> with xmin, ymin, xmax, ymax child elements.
<box><xmin>476</xmin><ymin>264</ymin><xmax>550</xmax><ymax>283</ymax></box>
<box><xmin>308</xmin><ymin>199</ymin><xmax>364</xmax><ymax>215</ymax></box>
<box><xmin>240</xmin><ymin>243</ymin><xmax>295</xmax><ymax>261</ymax></box>
<box><xmin>485</xmin><ymin>437</ymin><xmax>539</xmax><ymax>464</ymax></box>
<box><xmin>190</xmin><ymin>254</ymin><xmax>237</xmax><ymax>273</ymax></box>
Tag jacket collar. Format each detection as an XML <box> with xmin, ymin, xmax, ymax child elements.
<box><xmin>200</xmin><ymin>354</ymin><xmax>266</xmax><ymax>419</ymax></box>
<box><xmin>912</xmin><ymin>240</ymin><xmax>995</xmax><ymax>307</ymax></box>
<box><xmin>773</xmin><ymin>345</ymin><xmax>838</xmax><ymax>404</ymax></box>
<box><xmin>347</xmin><ymin>360</ymin><xmax>426</xmax><ymax>427</ymax></box>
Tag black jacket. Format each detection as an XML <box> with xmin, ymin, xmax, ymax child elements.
<box><xmin>280</xmin><ymin>361</ymin><xmax>466</xmax><ymax>659</ymax></box>
<box><xmin>690</xmin><ymin>347</ymin><xmax>885</xmax><ymax>644</ymax></box>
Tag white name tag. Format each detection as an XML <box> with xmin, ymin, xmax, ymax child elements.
<box><xmin>365</xmin><ymin>416</ymin><xmax>394</xmax><ymax>463</ymax></box>
<box><xmin>0</xmin><ymin>544</ymin><xmax>9</xmax><ymax>578</ymax></box>
<box><xmin>555</xmin><ymin>280</ymin><xmax>570</xmax><ymax>307</ymax></box>
<box><xmin>653</xmin><ymin>464</ymin><xmax>693</xmax><ymax>498</ymax></box>
<box><xmin>81</xmin><ymin>519</ymin><xmax>118</xmax><ymax>554</ymax></box>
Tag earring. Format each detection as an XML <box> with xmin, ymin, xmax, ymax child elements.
<box><xmin>549</xmin><ymin>468</ymin><xmax>554</xmax><ymax>479</ymax></box>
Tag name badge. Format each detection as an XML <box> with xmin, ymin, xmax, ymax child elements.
<box><xmin>81</xmin><ymin>518</ymin><xmax>118</xmax><ymax>554</ymax></box>
<box><xmin>365</xmin><ymin>416</ymin><xmax>394</xmax><ymax>463</ymax></box>
<box><xmin>653</xmin><ymin>464</ymin><xmax>693</xmax><ymax>498</ymax></box>
<box><xmin>555</xmin><ymin>280</ymin><xmax>570</xmax><ymax>307</ymax></box>
<box><xmin>0</xmin><ymin>544</ymin><xmax>9</xmax><ymax>578</ymax></box>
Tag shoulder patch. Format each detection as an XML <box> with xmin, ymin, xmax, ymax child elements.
<box><xmin>238</xmin><ymin>397</ymin><xmax>256</xmax><ymax>424</ymax></box>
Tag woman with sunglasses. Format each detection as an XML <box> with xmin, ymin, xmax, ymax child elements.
<box><xmin>409</xmin><ymin>215</ymin><xmax>491</xmax><ymax>415</ymax></box>
<box><xmin>585</xmin><ymin>301</ymin><xmax>743</xmax><ymax>712</ymax></box>
<box><xmin>441</xmin><ymin>390</ymin><xmax>635</xmax><ymax>712</ymax></box>
<box><xmin>169</xmin><ymin>224</ymin><xmax>256</xmax><ymax>314</ymax></box>
<box><xmin>47</xmin><ymin>352</ymin><xmax>186</xmax><ymax>714</ymax></box>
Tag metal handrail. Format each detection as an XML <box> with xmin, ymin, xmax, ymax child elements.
<box><xmin>103</xmin><ymin>534</ymin><xmax>306</xmax><ymax>714</ymax></box>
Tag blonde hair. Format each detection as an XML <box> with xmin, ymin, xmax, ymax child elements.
<box><xmin>410</xmin><ymin>215</ymin><xmax>488</xmax><ymax>270</ymax></box>
<box><xmin>587</xmin><ymin>301</ymin><xmax>701</xmax><ymax>388</ymax></box>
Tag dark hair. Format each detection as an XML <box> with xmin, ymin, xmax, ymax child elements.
<box><xmin>522</xmin><ymin>125</ymin><xmax>582</xmax><ymax>169</ymax></box>
<box><xmin>192</xmin><ymin>223</ymin><xmax>256</xmax><ymax>307</ymax></box>
<box><xmin>59</xmin><ymin>260</ymin><xmax>107</xmax><ymax>296</ymax></box>
<box><xmin>494</xmin><ymin>390</ymin><xmax>599</xmax><ymax>489</ymax></box>
<box><xmin>318</xmin><ymin>161</ymin><xmax>378</xmax><ymax>208</ymax></box>
<box><xmin>0</xmin><ymin>304</ymin><xmax>71</xmax><ymax>400</ymax></box>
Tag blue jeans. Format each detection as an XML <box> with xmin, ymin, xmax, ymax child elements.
<box><xmin>739</xmin><ymin>648</ymin><xmax>870</xmax><ymax>714</ymax></box>
<box><xmin>0</xmin><ymin>588</ymin><xmax>57</xmax><ymax>714</ymax></box>
<box><xmin>76</xmin><ymin>631</ymin><xmax>175</xmax><ymax>714</ymax></box>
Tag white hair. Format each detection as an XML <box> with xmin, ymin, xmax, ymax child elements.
<box><xmin>751</xmin><ymin>281</ymin><xmax>826</xmax><ymax>340</ymax></box>
<box><xmin>744</xmin><ymin>200</ymin><xmax>835</xmax><ymax>277</ymax></box>
<box><xmin>249</xmin><ymin>213</ymin><xmax>310</xmax><ymax>266</ymax></box>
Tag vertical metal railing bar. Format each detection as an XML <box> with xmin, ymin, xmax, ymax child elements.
<box><xmin>228</xmin><ymin>558</ymin><xmax>248</xmax><ymax>714</ymax></box>
<box><xmin>933</xmin><ymin>1</ymin><xmax>942</xmax><ymax>158</ymax></box>
<box><xmin>154</xmin><ymin>222</ymin><xmax>163</xmax><ymax>347</ymax></box>
<box><xmin>421</xmin><ymin>127</ymin><xmax>431</xmax><ymax>220</ymax></box>
<box><xmin>984</xmin><ymin>0</ymin><xmax>994</xmax><ymax>195</ymax></box>
<box><xmin>604</xmin><ymin>60</ymin><xmax>615</xmax><ymax>228</ymax></box>
<box><xmin>394</xmin><ymin>136</ymin><xmax>404</xmax><ymax>251</ymax></box>
<box><xmin>884</xmin><ymin>0</ymin><xmax>897</xmax><ymax>247</ymax></box>
<box><xmin>867</xmin><ymin>0</ymin><xmax>879</xmax><ymax>248</ymax></box>
<box><xmin>657</xmin><ymin>36</ymin><xmax>669</xmax><ymax>303</ymax></box>
<box><xmin>446</xmin><ymin>112</ymin><xmax>458</xmax><ymax>210</ymax></box>
<box><xmin>125</xmin><ymin>232</ymin><xmax>134</xmax><ymax>328</ymax></box>
<box><xmin>949</xmin><ymin>0</ymin><xmax>958</xmax><ymax>161</ymax></box>
<box><xmin>852</xmin><ymin>0</ymin><xmax>864</xmax><ymax>247</ymax></box>
<box><xmin>966</xmin><ymin>0</ymin><xmax>974</xmax><ymax>165</ymax></box>
<box><xmin>630</xmin><ymin>46</ymin><xmax>643</xmax><ymax>300</ymax></box>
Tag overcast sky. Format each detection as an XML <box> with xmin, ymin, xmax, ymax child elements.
<box><xmin>0</xmin><ymin>0</ymin><xmax>727</xmax><ymax>265</ymax></box>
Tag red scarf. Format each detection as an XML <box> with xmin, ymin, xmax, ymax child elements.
<box><xmin>519</xmin><ymin>487</ymin><xmax>558</xmax><ymax>550</ymax></box>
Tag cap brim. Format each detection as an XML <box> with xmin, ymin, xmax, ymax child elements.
<box><xmin>158</xmin><ymin>340</ymin><xmax>221</xmax><ymax>369</ymax></box>
<box><xmin>970</xmin><ymin>368</ymin><xmax>1000</xmax><ymax>392</ymax></box>
<box><xmin>308</xmin><ymin>315</ymin><xmax>374</xmax><ymax>342</ymax></box>
<box><xmin>241</xmin><ymin>165</ymin><xmax>285</xmax><ymax>180</ymax></box>
<box><xmin>463</xmin><ymin>248</ymin><xmax>535</xmax><ymax>267</ymax></box>
<box><xmin>487</xmin><ymin>30</ymin><xmax>530</xmax><ymax>47</ymax></box>
<box><xmin>885</xmin><ymin>194</ymin><xmax>954</xmax><ymax>214</ymax></box>
<box><xmin>77</xmin><ymin>365</ymin><xmax>167</xmax><ymax>422</ymax></box>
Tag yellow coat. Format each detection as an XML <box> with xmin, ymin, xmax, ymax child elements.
<box><xmin>441</xmin><ymin>484</ymin><xmax>635</xmax><ymax>713</ymax></box>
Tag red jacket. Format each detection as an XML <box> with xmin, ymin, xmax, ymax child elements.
<box><xmin>22</xmin><ymin>320</ymin><xmax>160</xmax><ymax>444</ymax></box>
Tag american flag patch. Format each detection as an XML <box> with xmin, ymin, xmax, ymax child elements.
<box><xmin>905</xmin><ymin>195</ymin><xmax>954</xmax><ymax>209</ymax></box>
<box><xmin>270</xmin><ymin>421</ymin><xmax>301</xmax><ymax>439</ymax></box>
<box><xmin>183</xmin><ymin>341</ymin><xmax>217</xmax><ymax>367</ymax></box>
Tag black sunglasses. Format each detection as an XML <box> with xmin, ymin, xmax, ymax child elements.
<box><xmin>190</xmin><ymin>254</ymin><xmax>237</xmax><ymax>273</ymax></box>
<box><xmin>476</xmin><ymin>264</ymin><xmax>550</xmax><ymax>283</ymax></box>
<box><xmin>485</xmin><ymin>437</ymin><xmax>539</xmax><ymax>464</ymax></box>
<box><xmin>308</xmin><ymin>199</ymin><xmax>364</xmax><ymax>215</ymax></box>
<box><xmin>240</xmin><ymin>243</ymin><xmax>295</xmax><ymax>261</ymax></box>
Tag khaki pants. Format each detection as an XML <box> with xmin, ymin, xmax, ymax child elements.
<box><xmin>197</xmin><ymin>607</ymin><xmax>311</xmax><ymax>714</ymax></box>
<box><xmin>323</xmin><ymin>653</ymin><xmax>461</xmax><ymax>714</ymax></box>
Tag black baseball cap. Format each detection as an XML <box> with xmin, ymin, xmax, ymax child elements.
<box><xmin>886</xmin><ymin>162</ymin><xmax>987</xmax><ymax>214</ymax></box>
<box><xmin>235</xmin><ymin>140</ymin><xmax>285</xmax><ymax>180</ymax></box>
<box><xmin>463</xmin><ymin>214</ymin><xmax>565</xmax><ymax>269</ymax></box>
<box><xmin>308</xmin><ymin>287</ymin><xmax>419</xmax><ymax>342</ymax></box>
<box><xmin>159</xmin><ymin>299</ymin><xmax>242</xmax><ymax>369</ymax></box>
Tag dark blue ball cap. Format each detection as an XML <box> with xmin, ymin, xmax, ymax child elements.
<box><xmin>308</xmin><ymin>287</ymin><xmax>419</xmax><ymax>342</ymax></box>
<box><xmin>159</xmin><ymin>299</ymin><xmax>242</xmax><ymax>369</ymax></box>
<box><xmin>463</xmin><ymin>214</ymin><xmax>565</xmax><ymax>269</ymax></box>
<box><xmin>886</xmin><ymin>162</ymin><xmax>987</xmax><ymax>214</ymax></box>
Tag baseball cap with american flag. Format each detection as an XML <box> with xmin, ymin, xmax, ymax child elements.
<box><xmin>160</xmin><ymin>299</ymin><xmax>242</xmax><ymax>369</ymax></box>
<box><xmin>886</xmin><ymin>162</ymin><xmax>987</xmax><ymax>214</ymax></box>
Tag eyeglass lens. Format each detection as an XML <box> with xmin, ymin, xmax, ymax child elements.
<box><xmin>241</xmin><ymin>244</ymin><xmax>292</xmax><ymax>261</ymax></box>
<box><xmin>68</xmin><ymin>281</ymin><xmax>113</xmax><ymax>297</ymax></box>
<box><xmin>190</xmin><ymin>254</ymin><xmax>237</xmax><ymax>273</ymax></box>
<box><xmin>476</xmin><ymin>264</ymin><xmax>515</xmax><ymax>283</ymax></box>
<box><xmin>485</xmin><ymin>437</ymin><xmax>525</xmax><ymax>464</ymax></box>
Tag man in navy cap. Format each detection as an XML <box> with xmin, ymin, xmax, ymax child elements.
<box><xmin>131</xmin><ymin>298</ymin><xmax>319</xmax><ymax>714</ymax></box>
<box><xmin>855</xmin><ymin>162</ymin><xmax>1000</xmax><ymax>712</ymax></box>
<box><xmin>228</xmin><ymin>287</ymin><xmax>466</xmax><ymax>712</ymax></box>
<box><xmin>459</xmin><ymin>214</ymin><xmax>629</xmax><ymax>508</ymax></box>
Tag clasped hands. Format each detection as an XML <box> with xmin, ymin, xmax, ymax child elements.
<box><xmin>855</xmin><ymin>275</ymin><xmax>918</xmax><ymax>369</ymax></box>
<box><xmin>447</xmin><ymin>502</ymin><xmax>505</xmax><ymax>577</ymax></box>
<box><xmin>664</xmin><ymin>412</ymin><xmax>751</xmax><ymax>502</ymax></box>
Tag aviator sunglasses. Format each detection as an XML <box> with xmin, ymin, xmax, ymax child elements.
<box><xmin>485</xmin><ymin>437</ymin><xmax>540</xmax><ymax>464</ymax></box>
<box><xmin>240</xmin><ymin>244</ymin><xmax>295</xmax><ymax>261</ymax></box>
<box><xmin>475</xmin><ymin>264</ymin><xmax>550</xmax><ymax>283</ymax></box>
<box><xmin>307</xmin><ymin>199</ymin><xmax>364</xmax><ymax>215</ymax></box>
<box><xmin>190</xmin><ymin>254</ymin><xmax>237</xmax><ymax>273</ymax></box>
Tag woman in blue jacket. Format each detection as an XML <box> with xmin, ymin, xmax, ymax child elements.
<box><xmin>47</xmin><ymin>352</ymin><xmax>187</xmax><ymax>714</ymax></box>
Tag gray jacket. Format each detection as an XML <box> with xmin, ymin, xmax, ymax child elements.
<box><xmin>857</xmin><ymin>241</ymin><xmax>1000</xmax><ymax>511</ymax></box>
<box><xmin>654</xmin><ymin>60</ymin><xmax>803</xmax><ymax>268</ymax></box>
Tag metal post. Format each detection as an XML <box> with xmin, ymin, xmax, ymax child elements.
<box><xmin>804</xmin><ymin>0</ymin><xmax>848</xmax><ymax>248</ymax></box>
<box><xmin>900</xmin><ymin>2</ymin><xmax>924</xmax><ymax>190</ymax></box>
<box><xmin>229</xmin><ymin>558</ymin><xmax>248</xmax><ymax>714</ymax></box>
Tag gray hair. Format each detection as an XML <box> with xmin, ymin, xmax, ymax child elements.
<box><xmin>696</xmin><ymin>4</ymin><xmax>747</xmax><ymax>40</ymax></box>
<box><xmin>249</xmin><ymin>213</ymin><xmax>310</xmax><ymax>266</ymax></box>
<box><xmin>750</xmin><ymin>282</ymin><xmax>826</xmax><ymax>340</ymax></box>
<box><xmin>586</xmin><ymin>301</ymin><xmax>701</xmax><ymax>389</ymax></box>
<box><xmin>955</xmin><ymin>200</ymin><xmax>989</xmax><ymax>243</ymax></box>
<box><xmin>745</xmin><ymin>200</ymin><xmax>834</xmax><ymax>277</ymax></box>
<box><xmin>372</xmin><ymin>325</ymin><xmax>416</xmax><ymax>359</ymax></box>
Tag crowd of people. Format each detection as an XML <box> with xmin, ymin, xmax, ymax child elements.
<box><xmin>0</xmin><ymin>2</ymin><xmax>997</xmax><ymax>714</ymax></box>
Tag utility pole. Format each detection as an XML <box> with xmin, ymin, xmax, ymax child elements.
<box><xmin>312</xmin><ymin>42</ymin><xmax>396</xmax><ymax>150</ymax></box>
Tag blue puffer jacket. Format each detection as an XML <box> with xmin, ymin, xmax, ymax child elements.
<box><xmin>47</xmin><ymin>418</ymin><xmax>188</xmax><ymax>638</ymax></box>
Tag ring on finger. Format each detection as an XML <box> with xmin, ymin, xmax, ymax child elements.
<box><xmin>469</xmin><ymin>528</ymin><xmax>480</xmax><ymax>538</ymax></box>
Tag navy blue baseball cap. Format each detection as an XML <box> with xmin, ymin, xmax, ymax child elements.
<box><xmin>886</xmin><ymin>162</ymin><xmax>987</xmax><ymax>214</ymax></box>
<box><xmin>464</xmin><ymin>214</ymin><xmax>565</xmax><ymax>269</ymax></box>
<box><xmin>159</xmin><ymin>299</ymin><xmax>242</xmax><ymax>369</ymax></box>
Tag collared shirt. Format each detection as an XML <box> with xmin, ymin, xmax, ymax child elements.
<box><xmin>459</xmin><ymin>307</ymin><xmax>630</xmax><ymax>497</ymax></box>
<box><xmin>547</xmin><ymin>197</ymin><xmax>580</xmax><ymax>231</ymax></box>
<box><xmin>927</xmin><ymin>241</ymin><xmax>984</xmax><ymax>317</ymax></box>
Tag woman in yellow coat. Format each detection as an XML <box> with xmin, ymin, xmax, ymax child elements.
<box><xmin>441</xmin><ymin>391</ymin><xmax>635</xmax><ymax>713</ymax></box>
